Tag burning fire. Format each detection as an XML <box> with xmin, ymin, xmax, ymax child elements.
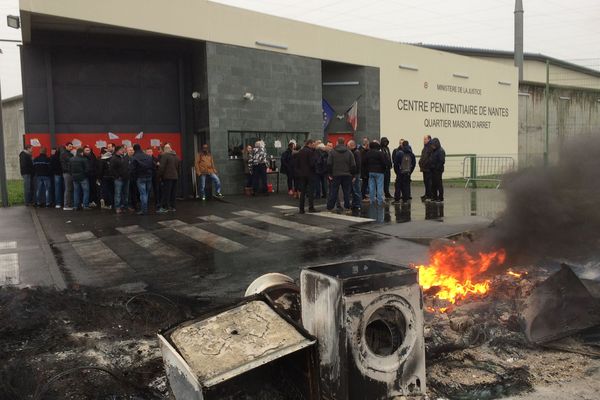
<box><xmin>416</xmin><ymin>244</ymin><xmax>507</xmax><ymax>305</ymax></box>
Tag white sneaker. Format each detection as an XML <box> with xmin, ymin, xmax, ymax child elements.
<box><xmin>89</xmin><ymin>202</ymin><xmax>97</xmax><ymax>208</ymax></box>
<box><xmin>55</xmin><ymin>205</ymin><xmax>62</xmax><ymax>209</ymax></box>
<box><xmin>63</xmin><ymin>207</ymin><xmax>74</xmax><ymax>211</ymax></box>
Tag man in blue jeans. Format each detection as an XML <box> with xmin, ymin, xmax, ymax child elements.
<box><xmin>130</xmin><ymin>144</ymin><xmax>155</xmax><ymax>215</ymax></box>
<box><xmin>50</xmin><ymin>148</ymin><xmax>63</xmax><ymax>208</ymax></box>
<box><xmin>363</xmin><ymin>141</ymin><xmax>390</xmax><ymax>206</ymax></box>
<box><xmin>19</xmin><ymin>145</ymin><xmax>34</xmax><ymax>206</ymax></box>
<box><xmin>69</xmin><ymin>148</ymin><xmax>91</xmax><ymax>210</ymax></box>
<box><xmin>110</xmin><ymin>146</ymin><xmax>130</xmax><ymax>214</ymax></box>
<box><xmin>33</xmin><ymin>147</ymin><xmax>52</xmax><ymax>207</ymax></box>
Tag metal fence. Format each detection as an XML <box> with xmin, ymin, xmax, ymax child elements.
<box><xmin>462</xmin><ymin>156</ymin><xmax>516</xmax><ymax>189</ymax></box>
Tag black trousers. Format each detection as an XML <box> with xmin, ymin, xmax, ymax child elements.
<box><xmin>252</xmin><ymin>164</ymin><xmax>268</xmax><ymax>194</ymax></box>
<box><xmin>296</xmin><ymin>176</ymin><xmax>314</xmax><ymax>211</ymax></box>
<box><xmin>431</xmin><ymin>170</ymin><xmax>444</xmax><ymax>201</ymax></box>
<box><xmin>423</xmin><ymin>171</ymin><xmax>433</xmax><ymax>198</ymax></box>
<box><xmin>394</xmin><ymin>173</ymin><xmax>411</xmax><ymax>201</ymax></box>
<box><xmin>361</xmin><ymin>176</ymin><xmax>369</xmax><ymax>198</ymax></box>
<box><xmin>161</xmin><ymin>179</ymin><xmax>178</xmax><ymax>209</ymax></box>
<box><xmin>384</xmin><ymin>169</ymin><xmax>392</xmax><ymax>196</ymax></box>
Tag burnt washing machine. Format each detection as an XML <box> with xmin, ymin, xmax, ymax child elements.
<box><xmin>301</xmin><ymin>260</ymin><xmax>425</xmax><ymax>399</ymax></box>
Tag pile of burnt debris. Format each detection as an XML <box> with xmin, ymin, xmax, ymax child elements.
<box><xmin>425</xmin><ymin>263</ymin><xmax>600</xmax><ymax>399</ymax></box>
<box><xmin>1</xmin><ymin>260</ymin><xmax>599</xmax><ymax>400</ymax></box>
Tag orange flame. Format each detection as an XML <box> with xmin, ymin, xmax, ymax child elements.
<box><xmin>416</xmin><ymin>244</ymin><xmax>506</xmax><ymax>305</ymax></box>
<box><xmin>507</xmin><ymin>270</ymin><xmax>523</xmax><ymax>278</ymax></box>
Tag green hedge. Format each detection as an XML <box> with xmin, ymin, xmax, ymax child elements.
<box><xmin>7</xmin><ymin>180</ymin><xmax>24</xmax><ymax>205</ymax></box>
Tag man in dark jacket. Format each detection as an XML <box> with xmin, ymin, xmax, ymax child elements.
<box><xmin>50</xmin><ymin>148</ymin><xmax>63</xmax><ymax>208</ymax></box>
<box><xmin>129</xmin><ymin>144</ymin><xmax>154</xmax><ymax>215</ymax></box>
<box><xmin>430</xmin><ymin>138</ymin><xmax>446</xmax><ymax>203</ymax></box>
<box><xmin>314</xmin><ymin>143</ymin><xmax>329</xmax><ymax>199</ymax></box>
<box><xmin>60</xmin><ymin>143</ymin><xmax>74</xmax><ymax>210</ymax></box>
<box><xmin>280</xmin><ymin>141</ymin><xmax>295</xmax><ymax>196</ymax></box>
<box><xmin>110</xmin><ymin>146</ymin><xmax>130</xmax><ymax>214</ymax></box>
<box><xmin>69</xmin><ymin>148</ymin><xmax>91</xmax><ymax>210</ymax></box>
<box><xmin>380</xmin><ymin>137</ymin><xmax>393</xmax><ymax>199</ymax></box>
<box><xmin>295</xmin><ymin>139</ymin><xmax>318</xmax><ymax>214</ymax></box>
<box><xmin>83</xmin><ymin>146</ymin><xmax>98</xmax><ymax>207</ymax></box>
<box><xmin>348</xmin><ymin>140</ymin><xmax>362</xmax><ymax>210</ymax></box>
<box><xmin>33</xmin><ymin>147</ymin><xmax>52</xmax><ymax>207</ymax></box>
<box><xmin>363</xmin><ymin>141</ymin><xmax>390</xmax><ymax>206</ymax></box>
<box><xmin>19</xmin><ymin>144</ymin><xmax>34</xmax><ymax>206</ymax></box>
<box><xmin>418</xmin><ymin>135</ymin><xmax>433</xmax><ymax>201</ymax></box>
<box><xmin>326</xmin><ymin>137</ymin><xmax>356</xmax><ymax>211</ymax></box>
<box><xmin>98</xmin><ymin>148</ymin><xmax>114</xmax><ymax>209</ymax></box>
<box><xmin>157</xmin><ymin>144</ymin><xmax>181</xmax><ymax>213</ymax></box>
<box><xmin>359</xmin><ymin>137</ymin><xmax>370</xmax><ymax>199</ymax></box>
<box><xmin>393</xmin><ymin>140</ymin><xmax>417</xmax><ymax>203</ymax></box>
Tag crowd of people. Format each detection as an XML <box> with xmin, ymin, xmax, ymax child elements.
<box><xmin>19</xmin><ymin>142</ymin><xmax>181</xmax><ymax>215</ymax></box>
<box><xmin>279</xmin><ymin>134</ymin><xmax>446</xmax><ymax>213</ymax></box>
<box><xmin>18</xmin><ymin>134</ymin><xmax>446</xmax><ymax>215</ymax></box>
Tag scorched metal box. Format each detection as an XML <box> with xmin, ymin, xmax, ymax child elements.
<box><xmin>158</xmin><ymin>295</ymin><xmax>320</xmax><ymax>400</ymax></box>
<box><xmin>301</xmin><ymin>259</ymin><xmax>426</xmax><ymax>399</ymax></box>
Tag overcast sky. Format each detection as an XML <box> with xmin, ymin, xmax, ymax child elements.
<box><xmin>1</xmin><ymin>0</ymin><xmax>599</xmax><ymax>99</ymax></box>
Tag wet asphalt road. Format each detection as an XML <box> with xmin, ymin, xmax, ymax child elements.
<box><xmin>1</xmin><ymin>188</ymin><xmax>505</xmax><ymax>300</ymax></box>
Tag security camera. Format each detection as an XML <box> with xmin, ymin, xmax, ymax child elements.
<box><xmin>243</xmin><ymin>92</ymin><xmax>255</xmax><ymax>101</ymax></box>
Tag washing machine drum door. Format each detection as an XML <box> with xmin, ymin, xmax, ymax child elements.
<box><xmin>351</xmin><ymin>294</ymin><xmax>419</xmax><ymax>377</ymax></box>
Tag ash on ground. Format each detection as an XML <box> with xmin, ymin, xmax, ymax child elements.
<box><xmin>2</xmin><ymin>273</ymin><xmax>599</xmax><ymax>400</ymax></box>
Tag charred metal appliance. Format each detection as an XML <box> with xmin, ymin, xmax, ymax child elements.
<box><xmin>159</xmin><ymin>295</ymin><xmax>320</xmax><ymax>400</ymax></box>
<box><xmin>301</xmin><ymin>259</ymin><xmax>426</xmax><ymax>399</ymax></box>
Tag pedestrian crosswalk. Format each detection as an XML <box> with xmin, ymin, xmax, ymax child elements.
<box><xmin>61</xmin><ymin>207</ymin><xmax>371</xmax><ymax>279</ymax></box>
<box><xmin>0</xmin><ymin>252</ymin><xmax>19</xmax><ymax>285</ymax></box>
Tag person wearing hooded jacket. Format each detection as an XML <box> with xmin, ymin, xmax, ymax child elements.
<box><xmin>380</xmin><ymin>137</ymin><xmax>393</xmax><ymax>199</ymax></box>
<box><xmin>326</xmin><ymin>137</ymin><xmax>356</xmax><ymax>211</ymax></box>
<box><xmin>393</xmin><ymin>140</ymin><xmax>416</xmax><ymax>203</ymax></box>
<box><xmin>363</xmin><ymin>141</ymin><xmax>390</xmax><ymax>206</ymax></box>
<box><xmin>429</xmin><ymin>138</ymin><xmax>446</xmax><ymax>203</ymax></box>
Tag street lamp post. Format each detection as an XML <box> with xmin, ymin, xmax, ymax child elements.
<box><xmin>0</xmin><ymin>48</ymin><xmax>9</xmax><ymax>206</ymax></box>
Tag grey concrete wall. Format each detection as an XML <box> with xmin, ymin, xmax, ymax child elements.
<box><xmin>322</xmin><ymin>62</ymin><xmax>380</xmax><ymax>141</ymax></box>
<box><xmin>2</xmin><ymin>97</ymin><xmax>24</xmax><ymax>180</ymax></box>
<box><xmin>205</xmin><ymin>42</ymin><xmax>322</xmax><ymax>194</ymax></box>
<box><xmin>518</xmin><ymin>84</ymin><xmax>600</xmax><ymax>167</ymax></box>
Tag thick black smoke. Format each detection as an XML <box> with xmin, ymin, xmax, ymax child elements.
<box><xmin>481</xmin><ymin>135</ymin><xmax>600</xmax><ymax>263</ymax></box>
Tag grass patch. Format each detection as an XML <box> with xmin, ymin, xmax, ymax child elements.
<box><xmin>7</xmin><ymin>180</ymin><xmax>24</xmax><ymax>205</ymax></box>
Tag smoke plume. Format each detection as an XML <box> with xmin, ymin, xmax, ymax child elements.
<box><xmin>482</xmin><ymin>135</ymin><xmax>600</xmax><ymax>263</ymax></box>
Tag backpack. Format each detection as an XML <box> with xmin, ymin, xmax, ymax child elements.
<box><xmin>400</xmin><ymin>152</ymin><xmax>412</xmax><ymax>174</ymax></box>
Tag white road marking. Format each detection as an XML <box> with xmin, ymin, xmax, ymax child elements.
<box><xmin>126</xmin><ymin>231</ymin><xmax>193</xmax><ymax>261</ymax></box>
<box><xmin>272</xmin><ymin>205</ymin><xmax>297</xmax><ymax>210</ymax></box>
<box><xmin>252</xmin><ymin>215</ymin><xmax>331</xmax><ymax>235</ymax></box>
<box><xmin>311</xmin><ymin>212</ymin><xmax>375</xmax><ymax>223</ymax></box>
<box><xmin>172</xmin><ymin>225</ymin><xmax>246</xmax><ymax>253</ymax></box>
<box><xmin>116</xmin><ymin>225</ymin><xmax>144</xmax><ymax>234</ymax></box>
<box><xmin>0</xmin><ymin>253</ymin><xmax>19</xmax><ymax>285</ymax></box>
<box><xmin>158</xmin><ymin>219</ymin><xmax>188</xmax><ymax>228</ymax></box>
<box><xmin>65</xmin><ymin>231</ymin><xmax>96</xmax><ymax>242</ymax></box>
<box><xmin>0</xmin><ymin>241</ymin><xmax>17</xmax><ymax>250</ymax></box>
<box><xmin>232</xmin><ymin>210</ymin><xmax>260</xmax><ymax>217</ymax></box>
<box><xmin>197</xmin><ymin>215</ymin><xmax>225</xmax><ymax>222</ymax></box>
<box><xmin>217</xmin><ymin>220</ymin><xmax>290</xmax><ymax>243</ymax></box>
<box><xmin>66</xmin><ymin>231</ymin><xmax>129</xmax><ymax>274</ymax></box>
